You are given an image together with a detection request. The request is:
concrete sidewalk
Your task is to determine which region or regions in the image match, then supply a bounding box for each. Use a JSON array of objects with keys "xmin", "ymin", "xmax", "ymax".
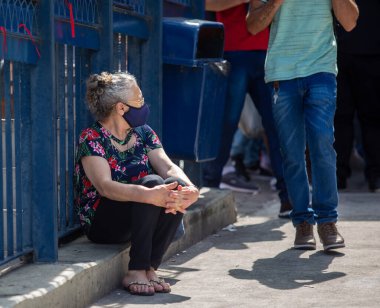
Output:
[
  {"xmin": 0, "ymin": 188, "xmax": 236, "ymax": 308},
  {"xmin": 91, "ymin": 185, "xmax": 380, "ymax": 307}
]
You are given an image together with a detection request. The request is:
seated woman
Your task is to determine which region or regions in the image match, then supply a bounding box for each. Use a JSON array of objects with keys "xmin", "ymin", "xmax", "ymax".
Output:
[{"xmin": 74, "ymin": 71, "xmax": 199, "ymax": 296}]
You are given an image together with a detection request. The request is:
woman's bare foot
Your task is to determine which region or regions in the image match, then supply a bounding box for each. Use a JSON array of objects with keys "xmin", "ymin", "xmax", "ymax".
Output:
[
  {"xmin": 122, "ymin": 270, "xmax": 155, "ymax": 296},
  {"xmin": 146, "ymin": 267, "xmax": 171, "ymax": 293}
]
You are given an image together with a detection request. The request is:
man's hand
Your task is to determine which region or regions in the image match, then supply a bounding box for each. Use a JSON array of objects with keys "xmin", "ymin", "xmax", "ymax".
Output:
[
  {"xmin": 247, "ymin": 0, "xmax": 283, "ymax": 35},
  {"xmin": 332, "ymin": 0, "xmax": 358, "ymax": 32}
]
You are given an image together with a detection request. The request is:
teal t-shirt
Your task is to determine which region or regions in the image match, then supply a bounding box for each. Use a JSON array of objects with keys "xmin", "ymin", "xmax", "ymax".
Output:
[{"xmin": 261, "ymin": 0, "xmax": 337, "ymax": 82}]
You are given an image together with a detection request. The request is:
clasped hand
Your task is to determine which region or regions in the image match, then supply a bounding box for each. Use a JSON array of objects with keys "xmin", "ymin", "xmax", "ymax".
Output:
[
  {"xmin": 150, "ymin": 182, "xmax": 199, "ymax": 215},
  {"xmin": 165, "ymin": 184, "xmax": 199, "ymax": 215}
]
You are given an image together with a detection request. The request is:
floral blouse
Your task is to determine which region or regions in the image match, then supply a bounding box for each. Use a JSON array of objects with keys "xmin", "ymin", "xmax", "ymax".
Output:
[{"xmin": 74, "ymin": 122, "xmax": 162, "ymax": 228}]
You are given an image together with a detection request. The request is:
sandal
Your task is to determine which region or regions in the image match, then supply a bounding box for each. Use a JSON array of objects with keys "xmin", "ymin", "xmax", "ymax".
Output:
[
  {"xmin": 149, "ymin": 278, "xmax": 171, "ymax": 293},
  {"xmin": 124, "ymin": 281, "xmax": 155, "ymax": 296}
]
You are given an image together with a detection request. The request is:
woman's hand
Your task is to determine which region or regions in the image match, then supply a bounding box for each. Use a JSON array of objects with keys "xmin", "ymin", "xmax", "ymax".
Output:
[
  {"xmin": 164, "ymin": 185, "xmax": 199, "ymax": 215},
  {"xmin": 148, "ymin": 182, "xmax": 183, "ymax": 210}
]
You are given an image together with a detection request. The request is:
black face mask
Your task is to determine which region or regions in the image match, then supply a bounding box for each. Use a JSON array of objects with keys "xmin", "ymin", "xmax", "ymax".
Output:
[{"xmin": 122, "ymin": 104, "xmax": 150, "ymax": 128}]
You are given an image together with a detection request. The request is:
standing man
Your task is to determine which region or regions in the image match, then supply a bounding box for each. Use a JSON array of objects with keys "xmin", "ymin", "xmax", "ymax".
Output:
[
  {"xmin": 247, "ymin": 0, "xmax": 358, "ymax": 250},
  {"xmin": 203, "ymin": 0, "xmax": 293, "ymax": 217},
  {"xmin": 334, "ymin": 0, "xmax": 380, "ymax": 193}
]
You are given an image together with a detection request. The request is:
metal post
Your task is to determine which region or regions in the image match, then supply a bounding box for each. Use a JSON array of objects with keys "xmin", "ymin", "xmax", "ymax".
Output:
[
  {"xmin": 141, "ymin": 0, "xmax": 163, "ymax": 135},
  {"xmin": 91, "ymin": 1, "xmax": 113, "ymax": 73},
  {"xmin": 185, "ymin": 0, "xmax": 206, "ymax": 186},
  {"xmin": 30, "ymin": 1, "xmax": 57, "ymax": 262}
]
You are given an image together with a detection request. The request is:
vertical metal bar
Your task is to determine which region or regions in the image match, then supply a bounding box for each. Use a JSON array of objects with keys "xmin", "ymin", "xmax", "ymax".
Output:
[
  {"xmin": 20, "ymin": 63, "xmax": 32, "ymax": 250},
  {"xmin": 128, "ymin": 37, "xmax": 142, "ymax": 81},
  {"xmin": 91, "ymin": 1, "xmax": 113, "ymax": 73},
  {"xmin": 75, "ymin": 48, "xmax": 91, "ymax": 138},
  {"xmin": 4, "ymin": 62, "xmax": 14, "ymax": 257},
  {"xmin": 120, "ymin": 35, "xmax": 127, "ymax": 72},
  {"xmin": 114, "ymin": 33, "xmax": 128, "ymax": 73},
  {"xmin": 113, "ymin": 33, "xmax": 120, "ymax": 72},
  {"xmin": 72, "ymin": 48, "xmax": 91, "ymax": 228},
  {"xmin": 57, "ymin": 44, "xmax": 66, "ymax": 234},
  {"xmin": 30, "ymin": 1, "xmax": 57, "ymax": 262},
  {"xmin": 13, "ymin": 61, "xmax": 22, "ymax": 252},
  {"xmin": 0, "ymin": 59, "xmax": 5, "ymax": 260},
  {"xmin": 140, "ymin": 0, "xmax": 163, "ymax": 135},
  {"xmin": 66, "ymin": 45, "xmax": 74, "ymax": 229}
]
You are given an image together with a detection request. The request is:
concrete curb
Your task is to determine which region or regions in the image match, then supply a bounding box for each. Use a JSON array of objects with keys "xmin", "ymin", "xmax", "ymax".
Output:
[{"xmin": 0, "ymin": 188, "xmax": 236, "ymax": 308}]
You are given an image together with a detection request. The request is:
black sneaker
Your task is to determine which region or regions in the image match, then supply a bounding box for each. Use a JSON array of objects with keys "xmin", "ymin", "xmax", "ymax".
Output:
[
  {"xmin": 369, "ymin": 178, "xmax": 380, "ymax": 193},
  {"xmin": 231, "ymin": 155, "xmax": 251, "ymax": 182},
  {"xmin": 219, "ymin": 172, "xmax": 259, "ymax": 193},
  {"xmin": 278, "ymin": 201, "xmax": 292, "ymax": 219},
  {"xmin": 337, "ymin": 176, "xmax": 347, "ymax": 190},
  {"xmin": 248, "ymin": 163, "xmax": 273, "ymax": 179}
]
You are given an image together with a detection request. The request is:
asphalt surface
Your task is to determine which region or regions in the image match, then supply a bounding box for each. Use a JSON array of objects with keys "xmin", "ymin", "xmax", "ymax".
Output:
[{"xmin": 90, "ymin": 157, "xmax": 380, "ymax": 308}]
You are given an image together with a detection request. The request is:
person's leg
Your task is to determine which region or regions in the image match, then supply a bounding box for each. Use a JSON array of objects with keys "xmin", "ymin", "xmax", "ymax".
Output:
[
  {"xmin": 124, "ymin": 174, "xmax": 183, "ymax": 294},
  {"xmin": 86, "ymin": 198, "xmax": 132, "ymax": 244},
  {"xmin": 201, "ymin": 51, "xmax": 249, "ymax": 187},
  {"xmin": 129, "ymin": 175, "xmax": 165, "ymax": 270},
  {"xmin": 88, "ymin": 200, "xmax": 154, "ymax": 295},
  {"xmin": 304, "ymin": 73, "xmax": 344, "ymax": 250},
  {"xmin": 334, "ymin": 52, "xmax": 356, "ymax": 189},
  {"xmin": 143, "ymin": 176, "xmax": 185, "ymax": 292},
  {"xmin": 230, "ymin": 128, "xmax": 250, "ymax": 159},
  {"xmin": 150, "ymin": 177, "xmax": 185, "ymax": 269},
  {"xmin": 270, "ymin": 78, "xmax": 311, "ymax": 224},
  {"xmin": 271, "ymin": 77, "xmax": 316, "ymax": 249},
  {"xmin": 244, "ymin": 137, "xmax": 261, "ymax": 169},
  {"xmin": 87, "ymin": 174, "xmax": 167, "ymax": 295},
  {"xmin": 353, "ymin": 55, "xmax": 380, "ymax": 191},
  {"xmin": 247, "ymin": 50, "xmax": 291, "ymax": 215},
  {"xmin": 230, "ymin": 128, "xmax": 252, "ymax": 181},
  {"xmin": 304, "ymin": 73, "xmax": 339, "ymax": 223}
]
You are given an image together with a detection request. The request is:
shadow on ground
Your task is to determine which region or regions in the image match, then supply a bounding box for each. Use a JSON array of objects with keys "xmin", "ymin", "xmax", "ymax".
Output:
[{"xmin": 229, "ymin": 249, "xmax": 346, "ymax": 290}]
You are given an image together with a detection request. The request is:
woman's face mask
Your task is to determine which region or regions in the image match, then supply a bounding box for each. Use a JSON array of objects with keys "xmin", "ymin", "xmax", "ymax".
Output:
[{"xmin": 123, "ymin": 103, "xmax": 150, "ymax": 128}]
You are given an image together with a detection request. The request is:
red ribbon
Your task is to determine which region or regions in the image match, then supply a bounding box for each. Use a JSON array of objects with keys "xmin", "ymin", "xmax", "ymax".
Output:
[
  {"xmin": 0, "ymin": 26, "xmax": 7, "ymax": 57},
  {"xmin": 64, "ymin": 0, "xmax": 76, "ymax": 38},
  {"xmin": 18, "ymin": 24, "xmax": 41, "ymax": 58}
]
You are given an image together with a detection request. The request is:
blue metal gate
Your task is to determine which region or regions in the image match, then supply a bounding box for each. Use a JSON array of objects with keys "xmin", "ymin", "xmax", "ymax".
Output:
[
  {"xmin": 0, "ymin": 0, "xmax": 37, "ymax": 266},
  {"xmin": 0, "ymin": 0, "xmax": 205, "ymax": 266}
]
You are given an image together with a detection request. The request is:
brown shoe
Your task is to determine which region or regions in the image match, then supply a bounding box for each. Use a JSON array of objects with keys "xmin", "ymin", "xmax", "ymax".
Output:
[
  {"xmin": 294, "ymin": 221, "xmax": 316, "ymax": 250},
  {"xmin": 317, "ymin": 222, "xmax": 345, "ymax": 251}
]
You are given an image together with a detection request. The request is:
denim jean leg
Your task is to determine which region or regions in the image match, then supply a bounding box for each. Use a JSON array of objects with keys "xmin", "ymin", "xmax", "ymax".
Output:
[
  {"xmin": 230, "ymin": 128, "xmax": 250, "ymax": 158},
  {"xmin": 271, "ymin": 79, "xmax": 314, "ymax": 225},
  {"xmin": 304, "ymin": 73, "xmax": 338, "ymax": 224},
  {"xmin": 244, "ymin": 137, "xmax": 261, "ymax": 167},
  {"xmin": 247, "ymin": 51, "xmax": 289, "ymax": 203},
  {"xmin": 201, "ymin": 52, "xmax": 249, "ymax": 187}
]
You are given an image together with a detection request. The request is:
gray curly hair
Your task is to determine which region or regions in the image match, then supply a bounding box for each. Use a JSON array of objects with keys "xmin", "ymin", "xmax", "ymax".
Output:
[{"xmin": 86, "ymin": 71, "xmax": 137, "ymax": 121}]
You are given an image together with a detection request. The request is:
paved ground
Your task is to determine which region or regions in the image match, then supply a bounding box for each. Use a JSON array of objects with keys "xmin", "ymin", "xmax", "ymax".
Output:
[{"xmin": 90, "ymin": 156, "xmax": 380, "ymax": 308}]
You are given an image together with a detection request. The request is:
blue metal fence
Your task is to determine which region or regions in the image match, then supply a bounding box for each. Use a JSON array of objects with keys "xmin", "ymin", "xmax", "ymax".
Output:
[
  {"xmin": 0, "ymin": 0, "xmax": 205, "ymax": 266},
  {"xmin": 0, "ymin": 0, "xmax": 37, "ymax": 266},
  {"xmin": 114, "ymin": 0, "xmax": 145, "ymax": 15}
]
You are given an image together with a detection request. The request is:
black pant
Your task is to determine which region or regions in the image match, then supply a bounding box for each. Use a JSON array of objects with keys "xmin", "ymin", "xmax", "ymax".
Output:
[
  {"xmin": 334, "ymin": 52, "xmax": 380, "ymax": 183},
  {"xmin": 87, "ymin": 175, "xmax": 184, "ymax": 270}
]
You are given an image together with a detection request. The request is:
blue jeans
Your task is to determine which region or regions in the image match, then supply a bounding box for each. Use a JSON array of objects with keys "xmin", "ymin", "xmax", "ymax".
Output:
[
  {"xmin": 201, "ymin": 50, "xmax": 289, "ymax": 203},
  {"xmin": 270, "ymin": 73, "xmax": 339, "ymax": 226},
  {"xmin": 230, "ymin": 128, "xmax": 262, "ymax": 168}
]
